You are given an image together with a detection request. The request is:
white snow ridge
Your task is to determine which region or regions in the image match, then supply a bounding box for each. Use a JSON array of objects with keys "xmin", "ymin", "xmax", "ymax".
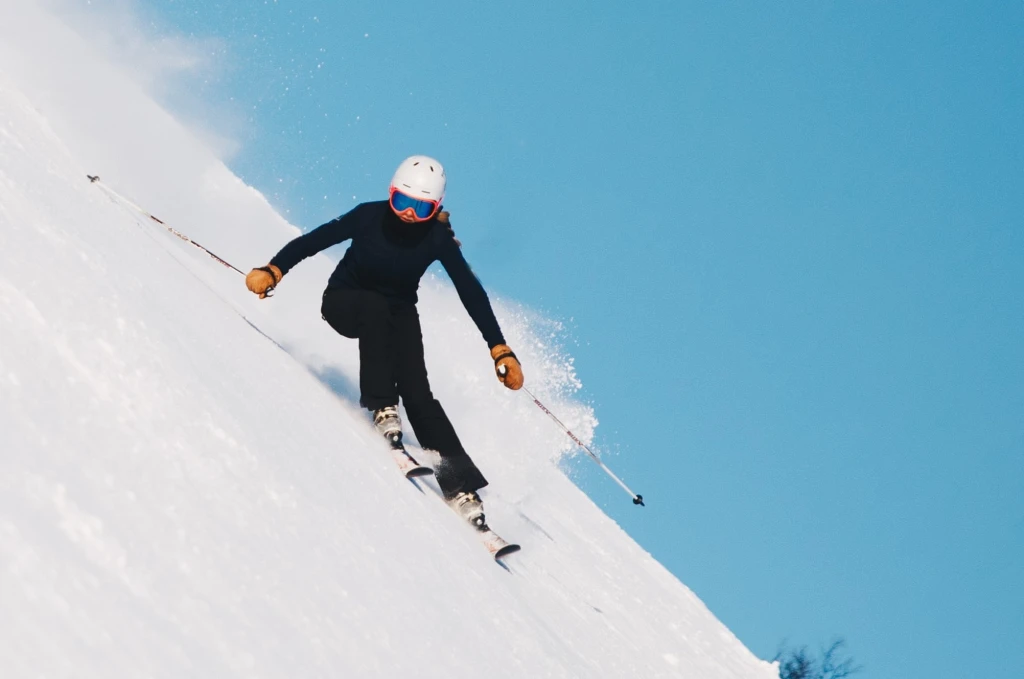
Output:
[{"xmin": 0, "ymin": 5, "xmax": 777, "ymax": 679}]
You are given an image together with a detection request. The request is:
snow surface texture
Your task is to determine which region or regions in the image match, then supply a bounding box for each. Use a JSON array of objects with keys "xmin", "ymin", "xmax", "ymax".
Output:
[{"xmin": 0, "ymin": 5, "xmax": 777, "ymax": 678}]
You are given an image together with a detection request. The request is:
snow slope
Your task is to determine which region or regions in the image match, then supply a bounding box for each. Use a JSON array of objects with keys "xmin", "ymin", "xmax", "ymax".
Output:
[{"xmin": 0, "ymin": 5, "xmax": 777, "ymax": 678}]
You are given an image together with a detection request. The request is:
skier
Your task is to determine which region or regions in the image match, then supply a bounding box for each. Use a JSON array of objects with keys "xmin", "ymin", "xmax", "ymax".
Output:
[{"xmin": 245, "ymin": 155, "xmax": 524, "ymax": 526}]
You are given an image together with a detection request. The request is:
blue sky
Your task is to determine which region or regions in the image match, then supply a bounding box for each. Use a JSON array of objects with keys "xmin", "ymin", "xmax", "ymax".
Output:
[{"xmin": 121, "ymin": 1, "xmax": 1021, "ymax": 676}]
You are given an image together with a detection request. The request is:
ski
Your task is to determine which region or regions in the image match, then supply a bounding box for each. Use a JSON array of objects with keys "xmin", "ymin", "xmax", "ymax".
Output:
[
  {"xmin": 387, "ymin": 437, "xmax": 433, "ymax": 478},
  {"xmin": 447, "ymin": 492, "xmax": 521, "ymax": 560},
  {"xmin": 383, "ymin": 434, "xmax": 520, "ymax": 561},
  {"xmin": 474, "ymin": 522, "xmax": 521, "ymax": 560}
]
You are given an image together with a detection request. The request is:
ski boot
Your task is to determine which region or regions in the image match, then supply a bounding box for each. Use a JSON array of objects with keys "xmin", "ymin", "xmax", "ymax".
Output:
[
  {"xmin": 373, "ymin": 405, "xmax": 402, "ymax": 443},
  {"xmin": 448, "ymin": 491, "xmax": 486, "ymax": 528}
]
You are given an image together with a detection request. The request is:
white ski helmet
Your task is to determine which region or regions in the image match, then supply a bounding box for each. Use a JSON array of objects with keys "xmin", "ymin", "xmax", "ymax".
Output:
[{"xmin": 390, "ymin": 155, "xmax": 446, "ymax": 203}]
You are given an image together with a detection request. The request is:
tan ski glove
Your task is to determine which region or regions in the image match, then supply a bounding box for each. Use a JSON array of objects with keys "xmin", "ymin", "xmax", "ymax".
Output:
[
  {"xmin": 245, "ymin": 264, "xmax": 282, "ymax": 299},
  {"xmin": 490, "ymin": 344, "xmax": 524, "ymax": 390}
]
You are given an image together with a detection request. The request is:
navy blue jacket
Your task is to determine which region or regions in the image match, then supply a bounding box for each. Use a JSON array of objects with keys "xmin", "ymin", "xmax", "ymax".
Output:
[{"xmin": 271, "ymin": 200, "xmax": 505, "ymax": 348}]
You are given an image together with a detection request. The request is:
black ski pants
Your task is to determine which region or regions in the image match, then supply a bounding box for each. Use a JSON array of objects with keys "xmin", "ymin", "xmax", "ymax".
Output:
[{"xmin": 321, "ymin": 288, "xmax": 488, "ymax": 498}]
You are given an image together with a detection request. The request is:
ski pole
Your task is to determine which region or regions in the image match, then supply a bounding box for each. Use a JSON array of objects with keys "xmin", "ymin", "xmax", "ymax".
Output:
[
  {"xmin": 522, "ymin": 386, "xmax": 644, "ymax": 506},
  {"xmin": 87, "ymin": 175, "xmax": 246, "ymax": 276}
]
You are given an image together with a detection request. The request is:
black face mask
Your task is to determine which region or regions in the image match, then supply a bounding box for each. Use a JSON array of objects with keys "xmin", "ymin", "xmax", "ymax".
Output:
[{"xmin": 382, "ymin": 209, "xmax": 432, "ymax": 247}]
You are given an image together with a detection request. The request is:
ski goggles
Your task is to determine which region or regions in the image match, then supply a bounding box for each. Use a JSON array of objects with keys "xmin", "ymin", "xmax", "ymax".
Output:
[{"xmin": 389, "ymin": 187, "xmax": 440, "ymax": 221}]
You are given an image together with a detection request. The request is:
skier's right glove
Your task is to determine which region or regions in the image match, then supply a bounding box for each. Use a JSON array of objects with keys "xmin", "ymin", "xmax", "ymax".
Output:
[
  {"xmin": 490, "ymin": 344, "xmax": 524, "ymax": 390},
  {"xmin": 245, "ymin": 264, "xmax": 283, "ymax": 299}
]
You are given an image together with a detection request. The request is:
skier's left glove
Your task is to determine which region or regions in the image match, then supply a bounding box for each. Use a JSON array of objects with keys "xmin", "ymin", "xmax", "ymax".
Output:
[
  {"xmin": 490, "ymin": 344, "xmax": 524, "ymax": 390},
  {"xmin": 246, "ymin": 264, "xmax": 282, "ymax": 299}
]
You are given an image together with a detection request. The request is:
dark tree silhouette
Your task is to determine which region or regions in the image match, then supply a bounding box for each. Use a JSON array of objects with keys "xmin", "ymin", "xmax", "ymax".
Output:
[{"xmin": 774, "ymin": 638, "xmax": 862, "ymax": 679}]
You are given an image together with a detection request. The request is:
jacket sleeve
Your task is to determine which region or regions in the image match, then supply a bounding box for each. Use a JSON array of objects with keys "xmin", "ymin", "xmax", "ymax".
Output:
[
  {"xmin": 270, "ymin": 205, "xmax": 363, "ymax": 275},
  {"xmin": 438, "ymin": 233, "xmax": 506, "ymax": 349}
]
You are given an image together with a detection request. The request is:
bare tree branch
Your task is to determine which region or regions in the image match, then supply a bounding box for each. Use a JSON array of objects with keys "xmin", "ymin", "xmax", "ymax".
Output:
[{"xmin": 775, "ymin": 637, "xmax": 862, "ymax": 679}]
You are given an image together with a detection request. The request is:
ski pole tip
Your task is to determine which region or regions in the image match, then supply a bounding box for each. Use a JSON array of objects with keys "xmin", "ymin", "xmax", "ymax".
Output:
[{"xmin": 633, "ymin": 494, "xmax": 644, "ymax": 506}]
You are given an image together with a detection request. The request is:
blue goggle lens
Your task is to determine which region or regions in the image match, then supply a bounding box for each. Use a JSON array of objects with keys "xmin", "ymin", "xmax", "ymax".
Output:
[{"xmin": 390, "ymin": 190, "xmax": 438, "ymax": 219}]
